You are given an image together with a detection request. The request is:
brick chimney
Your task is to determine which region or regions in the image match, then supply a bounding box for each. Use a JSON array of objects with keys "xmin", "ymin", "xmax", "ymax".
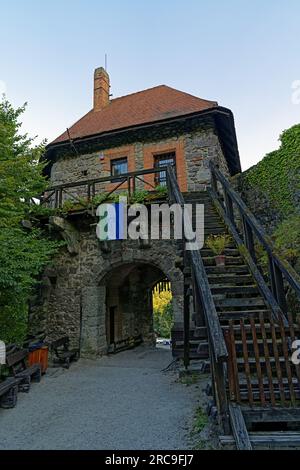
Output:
[{"xmin": 93, "ymin": 67, "xmax": 110, "ymax": 111}]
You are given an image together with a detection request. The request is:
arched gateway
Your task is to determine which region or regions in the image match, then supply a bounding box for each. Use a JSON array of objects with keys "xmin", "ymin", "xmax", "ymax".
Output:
[
  {"xmin": 39, "ymin": 237, "xmax": 184, "ymax": 358},
  {"xmin": 80, "ymin": 253, "xmax": 184, "ymax": 357}
]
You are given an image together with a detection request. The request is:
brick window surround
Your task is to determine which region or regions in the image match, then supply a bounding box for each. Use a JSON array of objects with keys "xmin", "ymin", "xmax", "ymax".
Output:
[
  {"xmin": 111, "ymin": 157, "xmax": 128, "ymax": 181},
  {"xmin": 101, "ymin": 145, "xmax": 135, "ymax": 192},
  {"xmin": 143, "ymin": 139, "xmax": 187, "ymax": 192}
]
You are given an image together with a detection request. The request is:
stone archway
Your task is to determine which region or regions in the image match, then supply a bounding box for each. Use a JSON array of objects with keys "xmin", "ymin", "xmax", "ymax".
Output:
[
  {"xmin": 102, "ymin": 263, "xmax": 166, "ymax": 350},
  {"xmin": 80, "ymin": 255, "xmax": 184, "ymax": 357}
]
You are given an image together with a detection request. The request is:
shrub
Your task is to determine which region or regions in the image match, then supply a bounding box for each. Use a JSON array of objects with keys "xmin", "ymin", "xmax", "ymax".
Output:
[
  {"xmin": 152, "ymin": 289, "xmax": 173, "ymax": 338},
  {"xmin": 206, "ymin": 234, "xmax": 231, "ymax": 256}
]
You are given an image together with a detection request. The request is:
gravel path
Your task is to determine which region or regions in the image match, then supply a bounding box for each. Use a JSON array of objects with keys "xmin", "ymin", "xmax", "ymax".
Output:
[{"xmin": 0, "ymin": 346, "xmax": 201, "ymax": 450}]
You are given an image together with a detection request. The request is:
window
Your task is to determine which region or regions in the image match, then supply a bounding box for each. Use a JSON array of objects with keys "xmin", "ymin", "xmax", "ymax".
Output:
[
  {"xmin": 154, "ymin": 152, "xmax": 176, "ymax": 186},
  {"xmin": 111, "ymin": 157, "xmax": 128, "ymax": 181}
]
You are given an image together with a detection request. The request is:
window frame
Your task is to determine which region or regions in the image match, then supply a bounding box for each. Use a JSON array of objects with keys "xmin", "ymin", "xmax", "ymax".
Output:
[
  {"xmin": 153, "ymin": 151, "xmax": 176, "ymax": 186},
  {"xmin": 110, "ymin": 157, "xmax": 128, "ymax": 181}
]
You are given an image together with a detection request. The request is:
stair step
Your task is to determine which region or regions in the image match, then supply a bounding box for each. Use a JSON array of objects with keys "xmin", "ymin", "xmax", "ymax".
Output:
[
  {"xmin": 195, "ymin": 224, "xmax": 225, "ymax": 230},
  {"xmin": 201, "ymin": 248, "xmax": 240, "ymax": 257},
  {"xmin": 219, "ymin": 309, "xmax": 271, "ymax": 320},
  {"xmin": 203, "ymin": 256, "xmax": 244, "ymax": 266},
  {"xmin": 236, "ymin": 357, "xmax": 286, "ymax": 364},
  {"xmin": 238, "ymin": 377, "xmax": 299, "ymax": 386},
  {"xmin": 221, "ymin": 321, "xmax": 276, "ymax": 331},
  {"xmin": 231, "ymin": 338, "xmax": 284, "ymax": 347},
  {"xmin": 220, "ymin": 432, "xmax": 300, "ymax": 449},
  {"xmin": 202, "ymin": 228, "xmax": 227, "ymax": 235},
  {"xmin": 183, "ymin": 192, "xmax": 211, "ymax": 199},
  {"xmin": 211, "ymin": 286, "xmax": 259, "ymax": 295},
  {"xmin": 208, "ymin": 274, "xmax": 253, "ymax": 284},
  {"xmin": 205, "ymin": 266, "xmax": 250, "ymax": 274},
  {"xmin": 174, "ymin": 340, "xmax": 202, "ymax": 346},
  {"xmin": 215, "ymin": 298, "xmax": 266, "ymax": 307}
]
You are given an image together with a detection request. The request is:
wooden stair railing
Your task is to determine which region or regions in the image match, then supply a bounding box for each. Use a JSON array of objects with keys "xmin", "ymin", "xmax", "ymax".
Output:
[
  {"xmin": 166, "ymin": 166, "xmax": 230, "ymax": 432},
  {"xmin": 209, "ymin": 161, "xmax": 300, "ymax": 324}
]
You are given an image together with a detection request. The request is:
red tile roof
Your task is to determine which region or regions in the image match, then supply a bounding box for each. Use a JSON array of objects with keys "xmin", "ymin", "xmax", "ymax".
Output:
[{"xmin": 52, "ymin": 85, "xmax": 218, "ymax": 144}]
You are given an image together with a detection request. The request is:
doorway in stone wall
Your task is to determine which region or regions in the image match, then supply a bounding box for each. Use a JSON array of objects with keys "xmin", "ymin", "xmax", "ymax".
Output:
[
  {"xmin": 152, "ymin": 280, "xmax": 173, "ymax": 350},
  {"xmin": 100, "ymin": 262, "xmax": 173, "ymax": 354}
]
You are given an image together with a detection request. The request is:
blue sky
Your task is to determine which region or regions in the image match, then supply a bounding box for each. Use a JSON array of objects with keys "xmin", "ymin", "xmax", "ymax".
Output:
[{"xmin": 1, "ymin": 0, "xmax": 299, "ymax": 170}]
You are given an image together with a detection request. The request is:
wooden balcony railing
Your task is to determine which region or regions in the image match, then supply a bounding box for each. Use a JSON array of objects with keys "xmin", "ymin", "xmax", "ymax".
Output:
[{"xmin": 40, "ymin": 167, "xmax": 170, "ymax": 209}]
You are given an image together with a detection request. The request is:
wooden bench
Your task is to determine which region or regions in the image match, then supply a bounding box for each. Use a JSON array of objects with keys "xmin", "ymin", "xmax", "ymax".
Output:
[
  {"xmin": 50, "ymin": 336, "xmax": 79, "ymax": 369},
  {"xmin": 0, "ymin": 377, "xmax": 20, "ymax": 408},
  {"xmin": 6, "ymin": 349, "xmax": 41, "ymax": 393}
]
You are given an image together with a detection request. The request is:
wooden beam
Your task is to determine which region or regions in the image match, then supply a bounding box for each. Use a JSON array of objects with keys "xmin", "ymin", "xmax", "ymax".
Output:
[
  {"xmin": 242, "ymin": 407, "xmax": 300, "ymax": 424},
  {"xmin": 229, "ymin": 403, "xmax": 253, "ymax": 450},
  {"xmin": 220, "ymin": 432, "xmax": 300, "ymax": 449}
]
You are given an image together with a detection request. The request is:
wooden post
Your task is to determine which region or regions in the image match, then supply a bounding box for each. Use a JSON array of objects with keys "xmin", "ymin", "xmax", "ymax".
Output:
[
  {"xmin": 210, "ymin": 166, "xmax": 218, "ymax": 195},
  {"xmin": 58, "ymin": 188, "xmax": 63, "ymax": 208},
  {"xmin": 211, "ymin": 357, "xmax": 230, "ymax": 434},
  {"xmin": 243, "ymin": 217, "xmax": 256, "ymax": 261},
  {"xmin": 224, "ymin": 189, "xmax": 234, "ymax": 223},
  {"xmin": 55, "ymin": 189, "xmax": 59, "ymax": 208},
  {"xmin": 183, "ymin": 280, "xmax": 190, "ymax": 369},
  {"xmin": 229, "ymin": 403, "xmax": 252, "ymax": 450},
  {"xmin": 274, "ymin": 262, "xmax": 288, "ymax": 313},
  {"xmin": 192, "ymin": 270, "xmax": 205, "ymax": 327},
  {"xmin": 127, "ymin": 177, "xmax": 131, "ymax": 199},
  {"xmin": 268, "ymin": 256, "xmax": 288, "ymax": 313},
  {"xmin": 268, "ymin": 255, "xmax": 277, "ymax": 296}
]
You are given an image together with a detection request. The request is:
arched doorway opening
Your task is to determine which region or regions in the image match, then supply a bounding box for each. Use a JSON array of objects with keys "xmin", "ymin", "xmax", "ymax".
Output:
[{"xmin": 100, "ymin": 262, "xmax": 172, "ymax": 353}]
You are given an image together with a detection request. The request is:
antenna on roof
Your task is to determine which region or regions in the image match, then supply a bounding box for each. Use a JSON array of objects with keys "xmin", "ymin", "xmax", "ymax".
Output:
[
  {"xmin": 66, "ymin": 128, "xmax": 79, "ymax": 157},
  {"xmin": 105, "ymin": 53, "xmax": 107, "ymax": 71}
]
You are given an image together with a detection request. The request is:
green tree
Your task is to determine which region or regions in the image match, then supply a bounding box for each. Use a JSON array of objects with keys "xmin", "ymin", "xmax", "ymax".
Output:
[
  {"xmin": 0, "ymin": 98, "xmax": 59, "ymax": 343},
  {"xmin": 152, "ymin": 289, "xmax": 173, "ymax": 338}
]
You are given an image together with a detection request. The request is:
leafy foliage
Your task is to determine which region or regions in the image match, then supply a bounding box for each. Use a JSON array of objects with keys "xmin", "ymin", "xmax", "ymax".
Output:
[
  {"xmin": 240, "ymin": 124, "xmax": 300, "ymax": 280},
  {"xmin": 155, "ymin": 185, "xmax": 168, "ymax": 197},
  {"xmin": 206, "ymin": 233, "xmax": 231, "ymax": 256},
  {"xmin": 152, "ymin": 288, "xmax": 173, "ymax": 338},
  {"xmin": 244, "ymin": 124, "xmax": 300, "ymax": 216},
  {"xmin": 130, "ymin": 189, "xmax": 149, "ymax": 204},
  {"xmin": 191, "ymin": 407, "xmax": 209, "ymax": 435},
  {"xmin": 273, "ymin": 215, "xmax": 300, "ymax": 268},
  {"xmin": 0, "ymin": 99, "xmax": 60, "ymax": 343}
]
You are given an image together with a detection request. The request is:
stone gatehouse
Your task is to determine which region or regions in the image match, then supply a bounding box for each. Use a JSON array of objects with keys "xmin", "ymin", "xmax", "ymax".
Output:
[{"xmin": 37, "ymin": 67, "xmax": 241, "ymax": 356}]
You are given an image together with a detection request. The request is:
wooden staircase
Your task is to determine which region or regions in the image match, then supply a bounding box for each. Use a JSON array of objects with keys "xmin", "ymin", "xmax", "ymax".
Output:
[{"xmin": 166, "ymin": 166, "xmax": 300, "ymax": 450}]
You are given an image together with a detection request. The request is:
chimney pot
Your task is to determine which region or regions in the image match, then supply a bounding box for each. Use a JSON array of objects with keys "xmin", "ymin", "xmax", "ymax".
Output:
[{"xmin": 94, "ymin": 67, "xmax": 110, "ymax": 111}]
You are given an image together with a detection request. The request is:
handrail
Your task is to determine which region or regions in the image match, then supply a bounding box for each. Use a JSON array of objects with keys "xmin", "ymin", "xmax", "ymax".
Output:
[
  {"xmin": 209, "ymin": 162, "xmax": 300, "ymax": 317},
  {"xmin": 166, "ymin": 166, "xmax": 228, "ymax": 362},
  {"xmin": 45, "ymin": 167, "xmax": 168, "ymax": 192},
  {"xmin": 41, "ymin": 166, "xmax": 169, "ymax": 209},
  {"xmin": 211, "ymin": 163, "xmax": 300, "ymax": 296}
]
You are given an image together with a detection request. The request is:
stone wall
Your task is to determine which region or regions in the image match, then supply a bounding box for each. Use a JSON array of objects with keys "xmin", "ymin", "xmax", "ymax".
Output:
[
  {"xmin": 39, "ymin": 120, "xmax": 232, "ymax": 356},
  {"xmin": 33, "ymin": 221, "xmax": 184, "ymax": 357},
  {"xmin": 232, "ymin": 174, "xmax": 282, "ymax": 234},
  {"xmin": 49, "ymin": 123, "xmax": 230, "ymax": 197},
  {"xmin": 184, "ymin": 127, "xmax": 230, "ymax": 191}
]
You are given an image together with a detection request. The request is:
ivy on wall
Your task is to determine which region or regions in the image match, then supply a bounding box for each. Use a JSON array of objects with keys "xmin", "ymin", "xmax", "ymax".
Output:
[{"xmin": 243, "ymin": 124, "xmax": 300, "ymax": 216}]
